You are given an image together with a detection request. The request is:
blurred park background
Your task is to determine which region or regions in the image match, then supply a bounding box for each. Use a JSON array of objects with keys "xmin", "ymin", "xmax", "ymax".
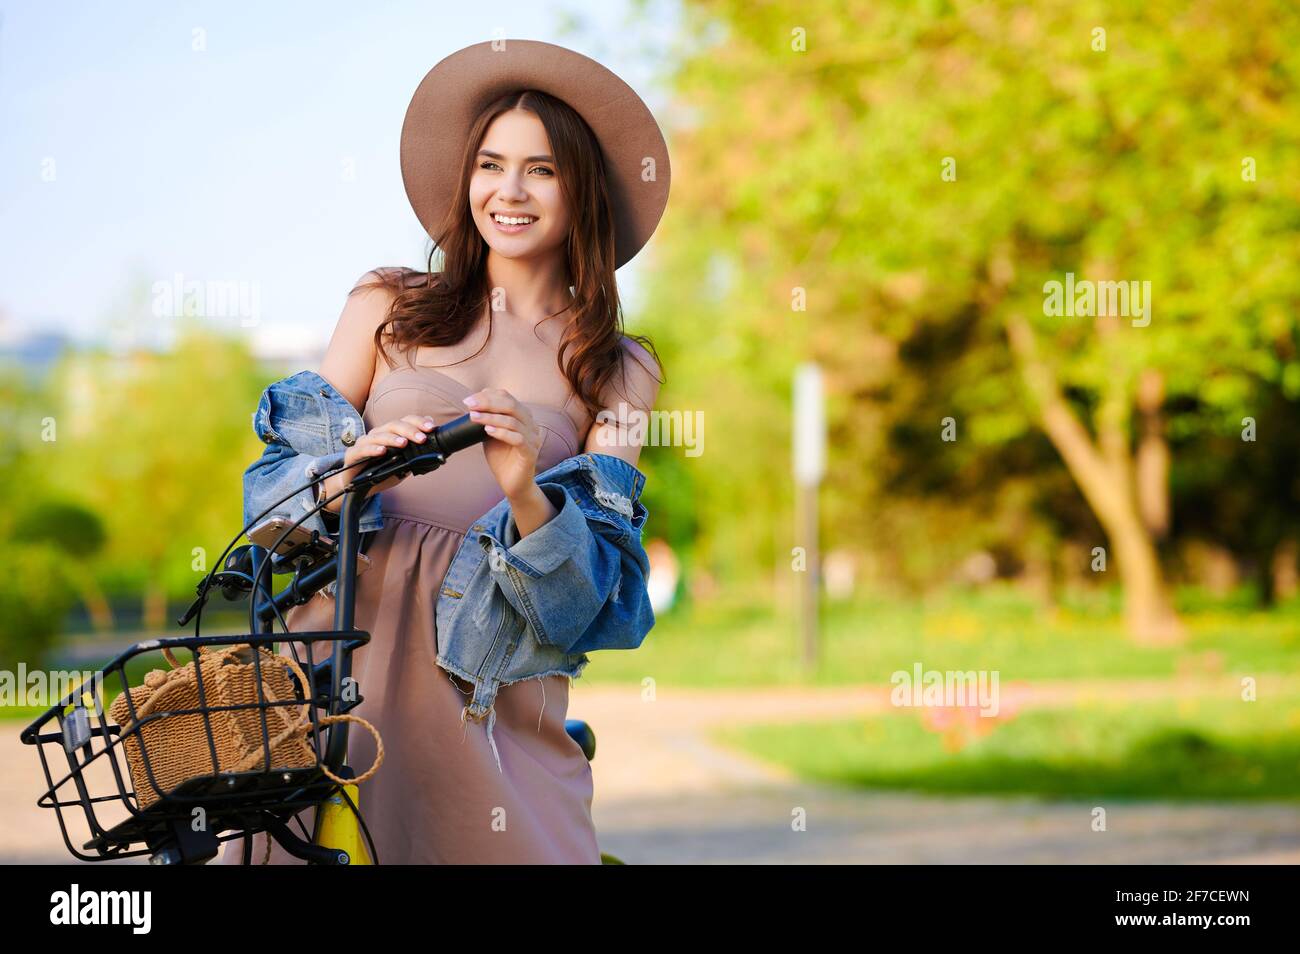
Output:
[{"xmin": 2, "ymin": 1, "xmax": 1299, "ymax": 862}]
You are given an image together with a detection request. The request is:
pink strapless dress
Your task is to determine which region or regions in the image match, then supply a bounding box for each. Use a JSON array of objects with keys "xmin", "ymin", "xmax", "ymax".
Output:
[{"xmin": 218, "ymin": 366, "xmax": 600, "ymax": 864}]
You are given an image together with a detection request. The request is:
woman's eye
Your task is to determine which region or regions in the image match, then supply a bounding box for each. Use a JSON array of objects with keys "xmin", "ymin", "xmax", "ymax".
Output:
[{"xmin": 479, "ymin": 161, "xmax": 552, "ymax": 176}]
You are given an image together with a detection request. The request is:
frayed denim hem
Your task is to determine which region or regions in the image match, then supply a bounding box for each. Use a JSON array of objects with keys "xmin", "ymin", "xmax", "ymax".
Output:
[{"xmin": 435, "ymin": 654, "xmax": 589, "ymax": 775}]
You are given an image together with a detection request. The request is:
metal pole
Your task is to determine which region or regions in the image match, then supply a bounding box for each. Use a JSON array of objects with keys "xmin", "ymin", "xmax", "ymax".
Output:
[
  {"xmin": 797, "ymin": 481, "xmax": 819, "ymax": 669},
  {"xmin": 793, "ymin": 362, "xmax": 825, "ymax": 671}
]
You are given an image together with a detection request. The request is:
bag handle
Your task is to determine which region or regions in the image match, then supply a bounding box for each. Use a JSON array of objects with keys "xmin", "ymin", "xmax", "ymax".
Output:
[
  {"xmin": 138, "ymin": 645, "xmax": 385, "ymax": 786},
  {"xmin": 220, "ymin": 649, "xmax": 386, "ymax": 786},
  {"xmin": 131, "ymin": 645, "xmax": 255, "ymax": 722}
]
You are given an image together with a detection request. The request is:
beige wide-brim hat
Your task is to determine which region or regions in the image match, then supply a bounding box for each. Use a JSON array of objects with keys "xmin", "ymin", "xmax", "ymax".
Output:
[{"xmin": 400, "ymin": 38, "xmax": 671, "ymax": 270}]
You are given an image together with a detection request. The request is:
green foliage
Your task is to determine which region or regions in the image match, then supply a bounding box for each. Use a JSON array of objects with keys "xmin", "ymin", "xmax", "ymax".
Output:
[
  {"xmin": 12, "ymin": 500, "xmax": 106, "ymax": 559},
  {"xmin": 0, "ymin": 541, "xmax": 75, "ymax": 669},
  {"xmin": 638, "ymin": 0, "xmax": 1300, "ymax": 590},
  {"xmin": 38, "ymin": 322, "xmax": 267, "ymax": 600},
  {"xmin": 0, "ymin": 304, "xmax": 272, "ymax": 646}
]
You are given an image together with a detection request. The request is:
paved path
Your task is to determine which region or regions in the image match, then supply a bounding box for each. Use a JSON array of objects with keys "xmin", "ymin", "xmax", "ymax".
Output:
[
  {"xmin": 575, "ymin": 679, "xmax": 1300, "ymax": 864},
  {"xmin": 3, "ymin": 677, "xmax": 1297, "ymax": 864}
]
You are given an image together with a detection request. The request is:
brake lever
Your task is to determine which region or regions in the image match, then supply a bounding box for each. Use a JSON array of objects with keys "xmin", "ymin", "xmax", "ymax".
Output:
[
  {"xmin": 178, "ymin": 546, "xmax": 257, "ymax": 625},
  {"xmin": 348, "ymin": 413, "xmax": 487, "ymax": 490},
  {"xmin": 349, "ymin": 447, "xmax": 447, "ymax": 488}
]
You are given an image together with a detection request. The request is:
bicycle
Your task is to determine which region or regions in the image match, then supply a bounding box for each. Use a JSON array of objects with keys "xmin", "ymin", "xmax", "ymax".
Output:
[{"xmin": 20, "ymin": 412, "xmax": 614, "ymax": 865}]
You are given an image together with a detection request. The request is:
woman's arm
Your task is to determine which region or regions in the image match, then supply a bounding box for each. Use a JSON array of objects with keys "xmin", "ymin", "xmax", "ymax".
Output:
[
  {"xmin": 582, "ymin": 336, "xmax": 663, "ymax": 468},
  {"xmin": 319, "ymin": 271, "xmax": 393, "ymax": 412},
  {"xmin": 316, "ymin": 272, "xmax": 398, "ymax": 514},
  {"xmin": 509, "ymin": 338, "xmax": 661, "ymax": 537}
]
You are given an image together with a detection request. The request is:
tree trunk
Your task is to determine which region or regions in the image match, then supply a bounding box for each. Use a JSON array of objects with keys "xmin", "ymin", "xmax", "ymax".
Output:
[
  {"xmin": 1108, "ymin": 507, "xmax": 1183, "ymax": 644},
  {"xmin": 76, "ymin": 573, "xmax": 115, "ymax": 633},
  {"xmin": 1134, "ymin": 369, "xmax": 1170, "ymax": 538},
  {"xmin": 1255, "ymin": 544, "xmax": 1277, "ymax": 607},
  {"xmin": 1273, "ymin": 538, "xmax": 1298, "ymax": 602},
  {"xmin": 1005, "ymin": 312, "xmax": 1184, "ymax": 645},
  {"xmin": 143, "ymin": 581, "xmax": 168, "ymax": 633}
]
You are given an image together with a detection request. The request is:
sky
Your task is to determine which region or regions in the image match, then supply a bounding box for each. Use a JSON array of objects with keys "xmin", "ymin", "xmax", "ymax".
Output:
[{"xmin": 0, "ymin": 0, "xmax": 682, "ymax": 358}]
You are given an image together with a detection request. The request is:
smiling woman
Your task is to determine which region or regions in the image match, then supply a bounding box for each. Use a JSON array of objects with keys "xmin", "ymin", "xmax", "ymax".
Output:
[
  {"xmin": 479, "ymin": 147, "xmax": 553, "ymax": 233},
  {"xmin": 364, "ymin": 84, "xmax": 661, "ymax": 435},
  {"xmin": 472, "ymin": 111, "xmax": 569, "ymax": 249},
  {"xmin": 222, "ymin": 39, "xmax": 673, "ymax": 866}
]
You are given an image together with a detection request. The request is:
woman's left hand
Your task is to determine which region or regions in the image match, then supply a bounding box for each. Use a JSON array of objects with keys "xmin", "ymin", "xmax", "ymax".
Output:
[{"xmin": 463, "ymin": 388, "xmax": 543, "ymax": 501}]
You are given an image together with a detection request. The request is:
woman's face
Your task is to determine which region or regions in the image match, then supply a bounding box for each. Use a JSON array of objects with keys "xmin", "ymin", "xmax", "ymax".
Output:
[{"xmin": 469, "ymin": 108, "xmax": 570, "ymax": 262}]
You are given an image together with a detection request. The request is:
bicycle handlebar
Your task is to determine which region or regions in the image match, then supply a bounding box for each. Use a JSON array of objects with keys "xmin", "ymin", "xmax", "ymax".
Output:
[
  {"xmin": 345, "ymin": 412, "xmax": 489, "ymax": 489},
  {"xmin": 243, "ymin": 412, "xmax": 488, "ymax": 621},
  {"xmin": 304, "ymin": 411, "xmax": 488, "ymax": 784}
]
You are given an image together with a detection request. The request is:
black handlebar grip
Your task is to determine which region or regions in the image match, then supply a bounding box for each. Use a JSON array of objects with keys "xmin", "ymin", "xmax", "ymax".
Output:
[
  {"xmin": 349, "ymin": 413, "xmax": 490, "ymax": 486},
  {"xmin": 430, "ymin": 413, "xmax": 489, "ymax": 455}
]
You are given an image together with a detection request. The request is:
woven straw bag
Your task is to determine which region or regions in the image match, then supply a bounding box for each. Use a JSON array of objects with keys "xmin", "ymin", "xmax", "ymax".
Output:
[{"xmin": 109, "ymin": 644, "xmax": 382, "ymax": 810}]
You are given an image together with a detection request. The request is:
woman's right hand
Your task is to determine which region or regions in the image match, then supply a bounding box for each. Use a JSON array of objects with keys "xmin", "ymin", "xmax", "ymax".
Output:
[{"xmin": 321, "ymin": 414, "xmax": 439, "ymax": 512}]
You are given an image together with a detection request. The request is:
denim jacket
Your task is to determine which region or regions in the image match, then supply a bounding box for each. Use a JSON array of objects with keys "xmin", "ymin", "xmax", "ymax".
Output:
[
  {"xmin": 243, "ymin": 370, "xmax": 655, "ymax": 771},
  {"xmin": 245, "ymin": 370, "xmax": 383, "ymax": 538}
]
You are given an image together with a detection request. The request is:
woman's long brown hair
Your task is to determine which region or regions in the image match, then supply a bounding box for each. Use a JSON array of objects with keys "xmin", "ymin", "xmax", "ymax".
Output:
[{"xmin": 357, "ymin": 89, "xmax": 663, "ymax": 427}]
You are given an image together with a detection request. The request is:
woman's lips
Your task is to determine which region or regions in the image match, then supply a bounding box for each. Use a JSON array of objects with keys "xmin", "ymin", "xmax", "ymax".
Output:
[{"xmin": 491, "ymin": 215, "xmax": 536, "ymax": 234}]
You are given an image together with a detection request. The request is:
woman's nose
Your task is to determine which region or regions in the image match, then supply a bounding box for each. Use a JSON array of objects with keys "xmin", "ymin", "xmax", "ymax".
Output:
[{"xmin": 500, "ymin": 170, "xmax": 528, "ymax": 200}]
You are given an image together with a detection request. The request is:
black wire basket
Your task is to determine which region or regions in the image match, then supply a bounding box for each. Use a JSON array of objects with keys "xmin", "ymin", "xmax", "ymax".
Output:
[{"xmin": 19, "ymin": 629, "xmax": 368, "ymax": 864}]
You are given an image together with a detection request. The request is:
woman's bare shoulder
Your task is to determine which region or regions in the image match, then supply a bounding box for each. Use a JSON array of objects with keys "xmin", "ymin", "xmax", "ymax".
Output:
[
  {"xmin": 615, "ymin": 335, "xmax": 664, "ymax": 410},
  {"xmin": 318, "ymin": 269, "xmax": 407, "ymax": 412},
  {"xmin": 619, "ymin": 334, "xmax": 658, "ymax": 368}
]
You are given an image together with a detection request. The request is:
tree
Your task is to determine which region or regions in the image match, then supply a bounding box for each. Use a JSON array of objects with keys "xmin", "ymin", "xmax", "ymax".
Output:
[
  {"xmin": 12, "ymin": 500, "xmax": 114, "ymax": 632},
  {"xmin": 0, "ymin": 542, "xmax": 74, "ymax": 671},
  {"xmin": 43, "ymin": 320, "xmax": 265, "ymax": 632},
  {"xmin": 640, "ymin": 0, "xmax": 1300, "ymax": 641}
]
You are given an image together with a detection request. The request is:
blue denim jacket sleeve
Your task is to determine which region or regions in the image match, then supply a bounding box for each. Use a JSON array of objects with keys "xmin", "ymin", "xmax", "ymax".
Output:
[
  {"xmin": 242, "ymin": 443, "xmax": 349, "ymax": 539},
  {"xmin": 242, "ymin": 370, "xmax": 383, "ymax": 538},
  {"xmin": 481, "ymin": 454, "xmax": 654, "ymax": 656}
]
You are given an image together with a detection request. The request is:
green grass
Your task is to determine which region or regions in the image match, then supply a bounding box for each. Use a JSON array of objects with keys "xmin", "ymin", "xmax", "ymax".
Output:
[
  {"xmin": 715, "ymin": 691, "xmax": 1300, "ymax": 800},
  {"xmin": 580, "ymin": 585, "xmax": 1300, "ymax": 686}
]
